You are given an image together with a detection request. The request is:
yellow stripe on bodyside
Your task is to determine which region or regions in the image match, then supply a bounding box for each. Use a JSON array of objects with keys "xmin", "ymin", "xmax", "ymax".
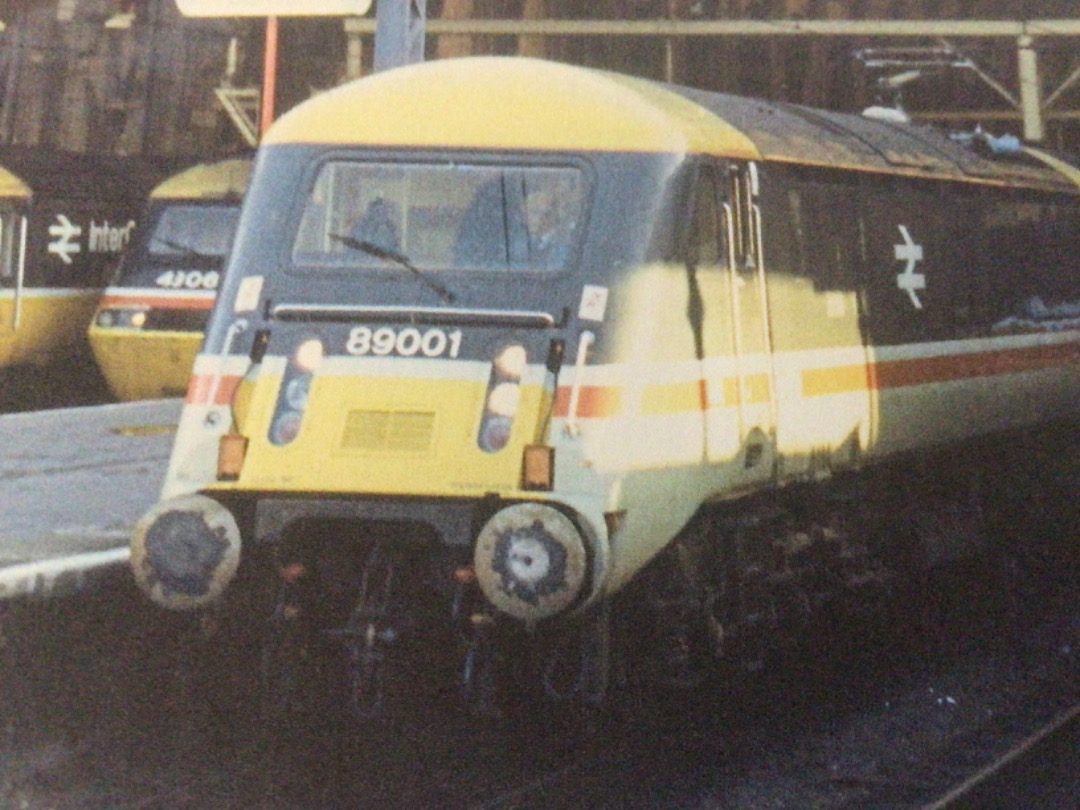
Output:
[
  {"xmin": 802, "ymin": 364, "xmax": 871, "ymax": 398},
  {"xmin": 642, "ymin": 380, "xmax": 702, "ymax": 415},
  {"xmin": 264, "ymin": 57, "xmax": 761, "ymax": 159}
]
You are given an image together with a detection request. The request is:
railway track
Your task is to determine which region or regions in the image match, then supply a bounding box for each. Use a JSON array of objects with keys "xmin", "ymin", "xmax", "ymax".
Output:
[
  {"xmin": 919, "ymin": 703, "xmax": 1080, "ymax": 810},
  {"xmin": 0, "ymin": 548, "xmax": 1076, "ymax": 809},
  {"xmin": 442, "ymin": 564, "xmax": 1080, "ymax": 810},
  {"xmin": 462, "ymin": 685, "xmax": 1080, "ymax": 810}
]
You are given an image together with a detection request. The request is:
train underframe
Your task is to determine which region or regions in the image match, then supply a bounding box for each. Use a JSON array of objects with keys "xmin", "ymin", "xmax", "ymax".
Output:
[{"xmin": 237, "ymin": 430, "xmax": 1061, "ymax": 730}]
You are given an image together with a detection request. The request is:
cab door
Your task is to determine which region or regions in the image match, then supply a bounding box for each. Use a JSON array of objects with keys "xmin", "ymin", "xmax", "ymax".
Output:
[
  {"xmin": 723, "ymin": 162, "xmax": 776, "ymax": 480},
  {"xmin": 0, "ymin": 207, "xmax": 26, "ymax": 342},
  {"xmin": 692, "ymin": 161, "xmax": 776, "ymax": 484}
]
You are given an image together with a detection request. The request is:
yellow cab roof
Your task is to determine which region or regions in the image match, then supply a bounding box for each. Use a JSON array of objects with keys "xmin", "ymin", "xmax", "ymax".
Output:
[
  {"xmin": 151, "ymin": 157, "xmax": 253, "ymax": 200},
  {"xmin": 263, "ymin": 56, "xmax": 761, "ymax": 159}
]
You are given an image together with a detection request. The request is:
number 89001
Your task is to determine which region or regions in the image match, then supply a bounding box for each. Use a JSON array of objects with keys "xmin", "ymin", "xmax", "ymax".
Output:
[{"xmin": 345, "ymin": 326, "xmax": 463, "ymax": 358}]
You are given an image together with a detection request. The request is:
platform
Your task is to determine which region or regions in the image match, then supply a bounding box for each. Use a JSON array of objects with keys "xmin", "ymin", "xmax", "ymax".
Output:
[{"xmin": 0, "ymin": 399, "xmax": 181, "ymax": 601}]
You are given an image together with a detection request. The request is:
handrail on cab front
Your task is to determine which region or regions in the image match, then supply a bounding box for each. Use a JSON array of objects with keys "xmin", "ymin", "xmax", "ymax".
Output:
[{"xmin": 271, "ymin": 303, "xmax": 559, "ymax": 329}]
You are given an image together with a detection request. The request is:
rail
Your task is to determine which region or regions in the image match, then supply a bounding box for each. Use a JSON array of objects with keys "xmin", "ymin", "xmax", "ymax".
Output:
[{"xmin": 918, "ymin": 702, "xmax": 1080, "ymax": 810}]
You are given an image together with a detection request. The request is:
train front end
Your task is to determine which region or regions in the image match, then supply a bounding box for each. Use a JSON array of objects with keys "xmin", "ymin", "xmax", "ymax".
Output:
[
  {"xmin": 89, "ymin": 159, "xmax": 250, "ymax": 401},
  {"xmin": 129, "ymin": 58, "xmax": 758, "ymax": 715}
]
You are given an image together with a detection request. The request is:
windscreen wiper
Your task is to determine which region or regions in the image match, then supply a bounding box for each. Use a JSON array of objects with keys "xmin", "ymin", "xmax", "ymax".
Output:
[
  {"xmin": 330, "ymin": 233, "xmax": 456, "ymax": 304},
  {"xmin": 152, "ymin": 236, "xmax": 218, "ymax": 262}
]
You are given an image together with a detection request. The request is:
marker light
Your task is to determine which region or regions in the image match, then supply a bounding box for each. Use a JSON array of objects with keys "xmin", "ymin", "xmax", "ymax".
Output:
[
  {"xmin": 217, "ymin": 432, "xmax": 249, "ymax": 481},
  {"xmin": 294, "ymin": 338, "xmax": 324, "ymax": 373},
  {"xmin": 95, "ymin": 308, "xmax": 149, "ymax": 329},
  {"xmin": 522, "ymin": 444, "xmax": 554, "ymax": 491},
  {"xmin": 494, "ymin": 344, "xmax": 528, "ymax": 378},
  {"xmin": 477, "ymin": 343, "xmax": 526, "ymax": 453}
]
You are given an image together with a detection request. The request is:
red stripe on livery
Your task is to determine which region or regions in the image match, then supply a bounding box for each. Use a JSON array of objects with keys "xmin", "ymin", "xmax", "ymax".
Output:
[
  {"xmin": 186, "ymin": 373, "xmax": 243, "ymax": 406},
  {"xmin": 868, "ymin": 341, "xmax": 1079, "ymax": 392},
  {"xmin": 101, "ymin": 294, "xmax": 214, "ymax": 311}
]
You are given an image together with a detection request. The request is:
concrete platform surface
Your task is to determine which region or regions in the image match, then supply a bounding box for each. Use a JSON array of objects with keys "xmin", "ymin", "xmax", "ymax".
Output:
[{"xmin": 0, "ymin": 399, "xmax": 181, "ymax": 600}]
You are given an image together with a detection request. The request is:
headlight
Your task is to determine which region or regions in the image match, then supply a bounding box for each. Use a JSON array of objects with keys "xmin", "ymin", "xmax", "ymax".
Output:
[
  {"xmin": 294, "ymin": 338, "xmax": 324, "ymax": 373},
  {"xmin": 494, "ymin": 344, "xmax": 528, "ymax": 377},
  {"xmin": 486, "ymin": 381, "xmax": 521, "ymax": 418},
  {"xmin": 95, "ymin": 307, "xmax": 148, "ymax": 329}
]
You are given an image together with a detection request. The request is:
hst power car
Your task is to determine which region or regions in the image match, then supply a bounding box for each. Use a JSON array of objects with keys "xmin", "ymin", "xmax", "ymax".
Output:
[
  {"xmin": 131, "ymin": 58, "xmax": 1080, "ymax": 721},
  {"xmin": 89, "ymin": 157, "xmax": 251, "ymax": 401}
]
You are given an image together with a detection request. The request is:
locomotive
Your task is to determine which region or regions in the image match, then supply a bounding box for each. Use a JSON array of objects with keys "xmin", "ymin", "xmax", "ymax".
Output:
[
  {"xmin": 131, "ymin": 57, "xmax": 1080, "ymax": 719},
  {"xmin": 89, "ymin": 157, "xmax": 251, "ymax": 401},
  {"xmin": 0, "ymin": 147, "xmax": 153, "ymax": 389}
]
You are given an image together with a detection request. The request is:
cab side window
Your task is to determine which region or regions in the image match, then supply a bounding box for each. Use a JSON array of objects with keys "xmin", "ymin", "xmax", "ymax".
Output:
[{"xmin": 0, "ymin": 212, "xmax": 17, "ymax": 286}]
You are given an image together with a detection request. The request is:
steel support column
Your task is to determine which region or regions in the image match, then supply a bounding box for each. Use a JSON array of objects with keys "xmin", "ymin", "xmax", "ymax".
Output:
[
  {"xmin": 1017, "ymin": 35, "xmax": 1044, "ymax": 141},
  {"xmin": 373, "ymin": 0, "xmax": 426, "ymax": 72}
]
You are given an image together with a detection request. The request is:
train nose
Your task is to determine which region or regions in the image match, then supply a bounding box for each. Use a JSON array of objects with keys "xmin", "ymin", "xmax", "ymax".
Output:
[
  {"xmin": 473, "ymin": 503, "xmax": 594, "ymax": 625},
  {"xmin": 130, "ymin": 494, "xmax": 241, "ymax": 611}
]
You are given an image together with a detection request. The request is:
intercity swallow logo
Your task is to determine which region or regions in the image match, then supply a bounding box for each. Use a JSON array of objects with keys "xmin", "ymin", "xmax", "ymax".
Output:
[
  {"xmin": 893, "ymin": 224, "xmax": 925, "ymax": 309},
  {"xmin": 48, "ymin": 214, "xmax": 83, "ymax": 265}
]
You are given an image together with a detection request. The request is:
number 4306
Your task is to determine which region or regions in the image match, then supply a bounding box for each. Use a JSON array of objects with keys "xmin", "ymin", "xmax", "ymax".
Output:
[{"xmin": 155, "ymin": 270, "xmax": 219, "ymax": 290}]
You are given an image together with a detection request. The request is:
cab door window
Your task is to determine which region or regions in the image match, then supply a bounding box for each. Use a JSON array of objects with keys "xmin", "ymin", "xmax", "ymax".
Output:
[
  {"xmin": 728, "ymin": 164, "xmax": 760, "ymax": 270},
  {"xmin": 0, "ymin": 210, "xmax": 19, "ymax": 287}
]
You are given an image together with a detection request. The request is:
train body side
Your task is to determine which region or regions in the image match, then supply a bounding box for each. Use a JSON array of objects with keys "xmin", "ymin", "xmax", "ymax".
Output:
[
  {"xmin": 0, "ymin": 148, "xmax": 151, "ymax": 371},
  {"xmin": 760, "ymin": 163, "xmax": 1080, "ymax": 469}
]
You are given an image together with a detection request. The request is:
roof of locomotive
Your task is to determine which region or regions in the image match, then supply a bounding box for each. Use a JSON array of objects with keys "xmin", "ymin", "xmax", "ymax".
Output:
[
  {"xmin": 671, "ymin": 84, "xmax": 1080, "ymax": 192},
  {"xmin": 151, "ymin": 157, "xmax": 252, "ymax": 201},
  {"xmin": 263, "ymin": 56, "xmax": 761, "ymax": 158},
  {"xmin": 264, "ymin": 56, "xmax": 1079, "ymax": 194}
]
